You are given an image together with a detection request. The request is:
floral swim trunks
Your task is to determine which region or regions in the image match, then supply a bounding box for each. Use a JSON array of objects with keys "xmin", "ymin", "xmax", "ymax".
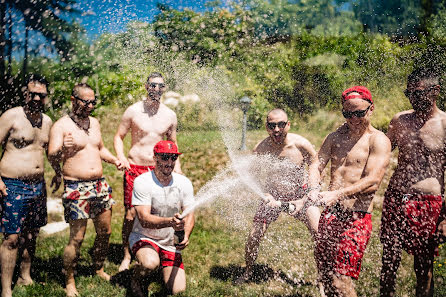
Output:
[{"xmin": 62, "ymin": 178, "xmax": 114, "ymax": 222}]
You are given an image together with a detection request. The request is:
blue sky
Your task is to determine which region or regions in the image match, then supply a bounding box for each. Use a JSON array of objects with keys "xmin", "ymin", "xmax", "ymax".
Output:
[{"xmin": 75, "ymin": 0, "xmax": 217, "ymax": 39}]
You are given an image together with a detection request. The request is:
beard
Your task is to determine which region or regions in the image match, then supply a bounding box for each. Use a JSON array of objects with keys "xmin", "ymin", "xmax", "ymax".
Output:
[
  {"xmin": 412, "ymin": 99, "xmax": 432, "ymax": 112},
  {"xmin": 26, "ymin": 100, "xmax": 44, "ymax": 113}
]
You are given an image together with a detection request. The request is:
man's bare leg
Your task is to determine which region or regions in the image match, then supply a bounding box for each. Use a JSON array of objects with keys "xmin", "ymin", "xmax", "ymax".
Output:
[
  {"xmin": 63, "ymin": 219, "xmax": 87, "ymax": 297},
  {"xmin": 17, "ymin": 229, "xmax": 39, "ymax": 285},
  {"xmin": 380, "ymin": 240, "xmax": 402, "ymax": 297},
  {"xmin": 132, "ymin": 246, "xmax": 160, "ymax": 297},
  {"xmin": 235, "ymin": 221, "xmax": 269, "ymax": 283},
  {"xmin": 332, "ymin": 274, "xmax": 358, "ymax": 297},
  {"xmin": 163, "ymin": 266, "xmax": 186, "ymax": 295},
  {"xmin": 1, "ymin": 234, "xmax": 19, "ymax": 297},
  {"xmin": 119, "ymin": 207, "xmax": 135, "ymax": 272},
  {"xmin": 414, "ymin": 247, "xmax": 435, "ymax": 297},
  {"xmin": 92, "ymin": 209, "xmax": 112, "ymax": 280}
]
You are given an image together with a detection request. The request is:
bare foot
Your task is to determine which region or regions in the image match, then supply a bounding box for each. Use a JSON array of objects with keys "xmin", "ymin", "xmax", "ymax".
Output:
[
  {"xmin": 118, "ymin": 258, "xmax": 131, "ymax": 272},
  {"xmin": 96, "ymin": 269, "xmax": 111, "ymax": 281},
  {"xmin": 234, "ymin": 269, "xmax": 252, "ymax": 285},
  {"xmin": 65, "ymin": 283, "xmax": 79, "ymax": 297},
  {"xmin": 17, "ymin": 276, "xmax": 34, "ymax": 286}
]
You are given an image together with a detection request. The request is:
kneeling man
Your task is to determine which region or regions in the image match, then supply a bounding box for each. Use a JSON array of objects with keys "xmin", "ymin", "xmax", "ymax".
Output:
[{"xmin": 130, "ymin": 140, "xmax": 195, "ymax": 296}]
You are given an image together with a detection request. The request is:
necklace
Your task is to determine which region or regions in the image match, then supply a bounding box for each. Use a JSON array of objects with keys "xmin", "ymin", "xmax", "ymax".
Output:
[{"xmin": 69, "ymin": 112, "xmax": 90, "ymax": 134}]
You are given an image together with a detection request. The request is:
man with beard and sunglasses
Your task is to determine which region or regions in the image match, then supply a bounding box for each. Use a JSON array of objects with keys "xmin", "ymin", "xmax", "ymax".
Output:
[
  {"xmin": 114, "ymin": 72, "xmax": 183, "ymax": 272},
  {"xmin": 129, "ymin": 140, "xmax": 194, "ymax": 296},
  {"xmin": 48, "ymin": 83, "xmax": 123, "ymax": 297},
  {"xmin": 236, "ymin": 108, "xmax": 319, "ymax": 284},
  {"xmin": 0, "ymin": 75, "xmax": 58, "ymax": 297},
  {"xmin": 308, "ymin": 86, "xmax": 391, "ymax": 297},
  {"xmin": 380, "ymin": 68, "xmax": 446, "ymax": 297}
]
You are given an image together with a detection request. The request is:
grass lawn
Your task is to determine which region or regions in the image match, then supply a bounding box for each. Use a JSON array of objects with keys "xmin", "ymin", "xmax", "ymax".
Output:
[{"xmin": 5, "ymin": 109, "xmax": 446, "ymax": 296}]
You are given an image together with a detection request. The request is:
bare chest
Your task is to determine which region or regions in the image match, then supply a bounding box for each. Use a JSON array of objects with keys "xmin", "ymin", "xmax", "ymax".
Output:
[
  {"xmin": 397, "ymin": 120, "xmax": 446, "ymax": 156},
  {"xmin": 68, "ymin": 122, "xmax": 101, "ymax": 149},
  {"xmin": 260, "ymin": 145, "xmax": 304, "ymax": 166},
  {"xmin": 7, "ymin": 119, "xmax": 50, "ymax": 149},
  {"xmin": 131, "ymin": 113, "xmax": 172, "ymax": 139},
  {"xmin": 330, "ymin": 137, "xmax": 370, "ymax": 169}
]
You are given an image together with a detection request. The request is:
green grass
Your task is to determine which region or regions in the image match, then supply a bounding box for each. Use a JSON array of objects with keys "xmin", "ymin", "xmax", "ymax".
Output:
[{"xmin": 5, "ymin": 108, "xmax": 446, "ymax": 296}]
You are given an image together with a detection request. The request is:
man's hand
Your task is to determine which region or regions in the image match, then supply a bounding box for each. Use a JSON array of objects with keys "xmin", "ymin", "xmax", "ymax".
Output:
[
  {"xmin": 318, "ymin": 190, "xmax": 341, "ymax": 207},
  {"xmin": 289, "ymin": 199, "xmax": 306, "ymax": 216},
  {"xmin": 0, "ymin": 179, "xmax": 7, "ymax": 197},
  {"xmin": 263, "ymin": 193, "xmax": 281, "ymax": 208},
  {"xmin": 114, "ymin": 159, "xmax": 125, "ymax": 170},
  {"xmin": 63, "ymin": 132, "xmax": 74, "ymax": 148},
  {"xmin": 175, "ymin": 234, "xmax": 189, "ymax": 250},
  {"xmin": 50, "ymin": 174, "xmax": 62, "ymax": 193},
  {"xmin": 170, "ymin": 213, "xmax": 185, "ymax": 231},
  {"xmin": 118, "ymin": 156, "xmax": 131, "ymax": 170}
]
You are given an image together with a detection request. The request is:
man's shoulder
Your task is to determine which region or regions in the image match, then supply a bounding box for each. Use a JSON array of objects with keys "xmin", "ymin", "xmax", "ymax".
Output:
[
  {"xmin": 172, "ymin": 172, "xmax": 193, "ymax": 187},
  {"xmin": 391, "ymin": 110, "xmax": 413, "ymax": 123},
  {"xmin": 126, "ymin": 101, "xmax": 143, "ymax": 112},
  {"xmin": 52, "ymin": 115, "xmax": 70, "ymax": 129},
  {"xmin": 286, "ymin": 133, "xmax": 311, "ymax": 146},
  {"xmin": 253, "ymin": 137, "xmax": 270, "ymax": 153},
  {"xmin": 1, "ymin": 106, "xmax": 23, "ymax": 118},
  {"xmin": 159, "ymin": 103, "xmax": 177, "ymax": 116}
]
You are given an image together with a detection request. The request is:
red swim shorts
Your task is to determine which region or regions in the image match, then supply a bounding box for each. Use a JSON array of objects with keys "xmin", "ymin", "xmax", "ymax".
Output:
[
  {"xmin": 380, "ymin": 189, "xmax": 443, "ymax": 255},
  {"xmin": 316, "ymin": 208, "xmax": 372, "ymax": 280},
  {"xmin": 123, "ymin": 164, "xmax": 154, "ymax": 208},
  {"xmin": 131, "ymin": 239, "xmax": 184, "ymax": 269}
]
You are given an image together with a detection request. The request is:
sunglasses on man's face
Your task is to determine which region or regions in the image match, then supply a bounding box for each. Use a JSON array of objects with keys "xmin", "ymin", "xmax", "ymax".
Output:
[
  {"xmin": 404, "ymin": 86, "xmax": 435, "ymax": 98},
  {"xmin": 157, "ymin": 153, "xmax": 178, "ymax": 161},
  {"xmin": 266, "ymin": 121, "xmax": 287, "ymax": 130},
  {"xmin": 75, "ymin": 95, "xmax": 97, "ymax": 106},
  {"xmin": 148, "ymin": 82, "xmax": 166, "ymax": 89},
  {"xmin": 342, "ymin": 105, "xmax": 372, "ymax": 119},
  {"xmin": 29, "ymin": 91, "xmax": 48, "ymax": 99}
]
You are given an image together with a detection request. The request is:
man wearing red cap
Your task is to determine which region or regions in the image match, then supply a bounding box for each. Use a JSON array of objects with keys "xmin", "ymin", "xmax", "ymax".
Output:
[
  {"xmin": 307, "ymin": 86, "xmax": 391, "ymax": 296},
  {"xmin": 380, "ymin": 68, "xmax": 446, "ymax": 297},
  {"xmin": 129, "ymin": 140, "xmax": 194, "ymax": 296},
  {"xmin": 114, "ymin": 72, "xmax": 182, "ymax": 271}
]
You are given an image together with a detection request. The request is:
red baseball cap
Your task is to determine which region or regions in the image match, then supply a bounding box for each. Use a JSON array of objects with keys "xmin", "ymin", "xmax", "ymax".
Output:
[
  {"xmin": 153, "ymin": 140, "xmax": 182, "ymax": 155},
  {"xmin": 342, "ymin": 86, "xmax": 373, "ymax": 104}
]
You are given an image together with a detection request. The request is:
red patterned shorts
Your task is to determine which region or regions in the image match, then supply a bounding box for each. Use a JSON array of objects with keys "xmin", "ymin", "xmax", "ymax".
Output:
[
  {"xmin": 380, "ymin": 190, "xmax": 443, "ymax": 255},
  {"xmin": 124, "ymin": 164, "xmax": 154, "ymax": 208},
  {"xmin": 132, "ymin": 238, "xmax": 184, "ymax": 269},
  {"xmin": 62, "ymin": 178, "xmax": 114, "ymax": 222},
  {"xmin": 316, "ymin": 208, "xmax": 372, "ymax": 280}
]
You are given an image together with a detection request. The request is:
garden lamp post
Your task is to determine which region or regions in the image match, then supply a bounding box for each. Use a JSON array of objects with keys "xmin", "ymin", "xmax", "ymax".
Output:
[{"xmin": 240, "ymin": 96, "xmax": 251, "ymax": 151}]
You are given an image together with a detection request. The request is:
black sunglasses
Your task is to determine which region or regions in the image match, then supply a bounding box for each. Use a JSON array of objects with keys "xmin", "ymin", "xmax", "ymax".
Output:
[
  {"xmin": 267, "ymin": 121, "xmax": 287, "ymax": 130},
  {"xmin": 29, "ymin": 91, "xmax": 48, "ymax": 99},
  {"xmin": 157, "ymin": 153, "xmax": 178, "ymax": 161},
  {"xmin": 75, "ymin": 95, "xmax": 97, "ymax": 106},
  {"xmin": 342, "ymin": 105, "xmax": 372, "ymax": 119},
  {"xmin": 148, "ymin": 82, "xmax": 166, "ymax": 89},
  {"xmin": 404, "ymin": 86, "xmax": 436, "ymax": 98}
]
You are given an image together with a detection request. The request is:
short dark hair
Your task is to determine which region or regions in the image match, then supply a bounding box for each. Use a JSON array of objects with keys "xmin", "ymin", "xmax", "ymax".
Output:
[
  {"xmin": 408, "ymin": 67, "xmax": 440, "ymax": 86},
  {"xmin": 26, "ymin": 74, "xmax": 49, "ymax": 87},
  {"xmin": 146, "ymin": 72, "xmax": 164, "ymax": 83},
  {"xmin": 72, "ymin": 83, "xmax": 94, "ymax": 98}
]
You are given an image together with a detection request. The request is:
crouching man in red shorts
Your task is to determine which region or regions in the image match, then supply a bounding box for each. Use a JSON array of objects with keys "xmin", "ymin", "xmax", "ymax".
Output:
[
  {"xmin": 380, "ymin": 68, "xmax": 446, "ymax": 297},
  {"xmin": 308, "ymin": 86, "xmax": 391, "ymax": 296},
  {"xmin": 129, "ymin": 141, "xmax": 194, "ymax": 296}
]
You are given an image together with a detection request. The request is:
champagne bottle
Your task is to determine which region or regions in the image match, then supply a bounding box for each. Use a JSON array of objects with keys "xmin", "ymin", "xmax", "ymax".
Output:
[
  {"xmin": 280, "ymin": 202, "xmax": 296, "ymax": 214},
  {"xmin": 174, "ymin": 230, "xmax": 185, "ymax": 246}
]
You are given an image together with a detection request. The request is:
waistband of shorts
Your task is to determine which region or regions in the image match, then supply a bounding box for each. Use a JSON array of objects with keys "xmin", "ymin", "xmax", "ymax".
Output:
[
  {"xmin": 386, "ymin": 189, "xmax": 443, "ymax": 202},
  {"xmin": 1, "ymin": 176, "xmax": 44, "ymax": 184},
  {"xmin": 325, "ymin": 204, "xmax": 371, "ymax": 218},
  {"xmin": 64, "ymin": 177, "xmax": 105, "ymax": 184},
  {"xmin": 130, "ymin": 164, "xmax": 155, "ymax": 170}
]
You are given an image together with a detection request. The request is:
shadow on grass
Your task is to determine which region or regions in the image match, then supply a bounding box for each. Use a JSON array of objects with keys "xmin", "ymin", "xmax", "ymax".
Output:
[
  {"xmin": 111, "ymin": 267, "xmax": 168, "ymax": 297},
  {"xmin": 210, "ymin": 263, "xmax": 314, "ymax": 288},
  {"xmin": 107, "ymin": 243, "xmax": 128, "ymax": 265}
]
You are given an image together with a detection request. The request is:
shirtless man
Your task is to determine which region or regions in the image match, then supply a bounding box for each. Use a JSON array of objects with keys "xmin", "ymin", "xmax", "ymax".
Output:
[
  {"xmin": 114, "ymin": 72, "xmax": 182, "ymax": 271},
  {"xmin": 0, "ymin": 75, "xmax": 57, "ymax": 297},
  {"xmin": 48, "ymin": 83, "xmax": 123, "ymax": 296},
  {"xmin": 380, "ymin": 68, "xmax": 446, "ymax": 297},
  {"xmin": 309, "ymin": 86, "xmax": 391, "ymax": 297},
  {"xmin": 236, "ymin": 108, "xmax": 319, "ymax": 283}
]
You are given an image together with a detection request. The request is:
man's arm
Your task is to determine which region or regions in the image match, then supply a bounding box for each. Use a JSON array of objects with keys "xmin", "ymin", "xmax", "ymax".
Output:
[
  {"xmin": 0, "ymin": 110, "xmax": 14, "ymax": 196},
  {"xmin": 44, "ymin": 120, "xmax": 62, "ymax": 192},
  {"xmin": 134, "ymin": 205, "xmax": 183, "ymax": 229},
  {"xmin": 319, "ymin": 133, "xmax": 391, "ymax": 206},
  {"xmin": 299, "ymin": 137, "xmax": 317, "ymax": 167},
  {"xmin": 98, "ymin": 126, "xmax": 123, "ymax": 170},
  {"xmin": 308, "ymin": 134, "xmax": 332, "ymax": 190},
  {"xmin": 113, "ymin": 109, "xmax": 132, "ymax": 170},
  {"xmin": 48, "ymin": 122, "xmax": 65, "ymax": 192},
  {"xmin": 166, "ymin": 115, "xmax": 182, "ymax": 174},
  {"xmin": 386, "ymin": 116, "xmax": 399, "ymax": 151}
]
